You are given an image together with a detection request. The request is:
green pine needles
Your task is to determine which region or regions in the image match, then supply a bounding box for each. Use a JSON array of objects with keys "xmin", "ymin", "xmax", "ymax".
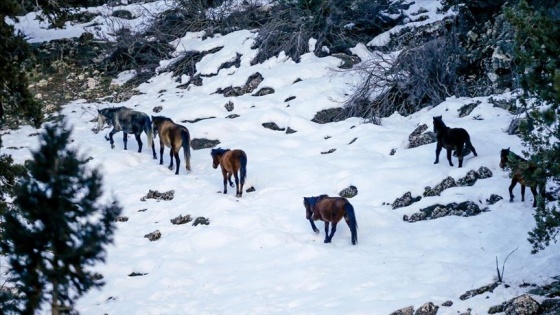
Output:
[
  {"xmin": 507, "ymin": 0, "xmax": 560, "ymax": 253},
  {"xmin": 0, "ymin": 122, "xmax": 122, "ymax": 314}
]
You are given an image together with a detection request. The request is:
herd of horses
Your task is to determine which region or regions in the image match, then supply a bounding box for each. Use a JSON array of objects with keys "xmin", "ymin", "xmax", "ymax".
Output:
[{"xmin": 96, "ymin": 107, "xmax": 544, "ymax": 246}]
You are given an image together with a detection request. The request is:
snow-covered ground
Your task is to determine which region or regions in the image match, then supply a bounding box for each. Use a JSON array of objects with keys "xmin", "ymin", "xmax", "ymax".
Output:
[{"xmin": 2, "ymin": 1, "xmax": 560, "ymax": 314}]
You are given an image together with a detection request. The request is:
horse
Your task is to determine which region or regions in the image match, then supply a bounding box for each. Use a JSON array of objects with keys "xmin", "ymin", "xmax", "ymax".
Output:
[
  {"xmin": 500, "ymin": 148, "xmax": 545, "ymax": 207},
  {"xmin": 97, "ymin": 107, "xmax": 156, "ymax": 158},
  {"xmin": 151, "ymin": 115, "xmax": 192, "ymax": 175},
  {"xmin": 433, "ymin": 115, "xmax": 478, "ymax": 168},
  {"xmin": 303, "ymin": 195, "xmax": 358, "ymax": 245},
  {"xmin": 210, "ymin": 148, "xmax": 247, "ymax": 197}
]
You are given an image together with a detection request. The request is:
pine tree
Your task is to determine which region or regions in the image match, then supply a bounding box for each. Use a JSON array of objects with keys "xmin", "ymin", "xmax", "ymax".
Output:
[
  {"xmin": 0, "ymin": 121, "xmax": 122, "ymax": 314},
  {"xmin": 506, "ymin": 0, "xmax": 560, "ymax": 253}
]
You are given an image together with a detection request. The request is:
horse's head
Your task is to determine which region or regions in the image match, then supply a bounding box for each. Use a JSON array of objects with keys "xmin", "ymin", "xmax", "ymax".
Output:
[
  {"xmin": 500, "ymin": 147, "xmax": 511, "ymax": 169},
  {"xmin": 97, "ymin": 109, "xmax": 111, "ymax": 131},
  {"xmin": 303, "ymin": 197, "xmax": 313, "ymax": 219},
  {"xmin": 433, "ymin": 115, "xmax": 445, "ymax": 133},
  {"xmin": 210, "ymin": 149, "xmax": 221, "ymax": 169}
]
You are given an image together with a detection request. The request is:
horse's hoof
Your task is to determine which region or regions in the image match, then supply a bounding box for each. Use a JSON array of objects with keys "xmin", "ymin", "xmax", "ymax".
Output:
[
  {"xmin": 111, "ymin": 145, "xmax": 115, "ymax": 149},
  {"xmin": 313, "ymin": 229, "xmax": 320, "ymax": 234},
  {"xmin": 324, "ymin": 239, "xmax": 331, "ymax": 243},
  {"xmin": 168, "ymin": 166, "xmax": 173, "ymax": 170}
]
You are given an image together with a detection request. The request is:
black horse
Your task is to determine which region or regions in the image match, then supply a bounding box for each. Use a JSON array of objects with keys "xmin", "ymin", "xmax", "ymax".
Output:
[
  {"xmin": 433, "ymin": 115, "xmax": 477, "ymax": 168},
  {"xmin": 97, "ymin": 107, "xmax": 156, "ymax": 159}
]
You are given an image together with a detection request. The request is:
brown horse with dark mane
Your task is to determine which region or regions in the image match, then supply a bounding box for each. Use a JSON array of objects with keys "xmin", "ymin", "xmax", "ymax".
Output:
[
  {"xmin": 433, "ymin": 115, "xmax": 478, "ymax": 168},
  {"xmin": 151, "ymin": 115, "xmax": 191, "ymax": 175},
  {"xmin": 303, "ymin": 195, "xmax": 358, "ymax": 245},
  {"xmin": 211, "ymin": 148, "xmax": 247, "ymax": 197},
  {"xmin": 500, "ymin": 148, "xmax": 545, "ymax": 207}
]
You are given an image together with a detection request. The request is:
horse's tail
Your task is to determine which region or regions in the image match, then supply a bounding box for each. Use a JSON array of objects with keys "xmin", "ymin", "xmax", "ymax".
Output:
[
  {"xmin": 181, "ymin": 128, "xmax": 191, "ymax": 172},
  {"xmin": 344, "ymin": 202, "xmax": 358, "ymax": 245},
  {"xmin": 240, "ymin": 152, "xmax": 247, "ymax": 186},
  {"xmin": 144, "ymin": 116, "xmax": 153, "ymax": 148}
]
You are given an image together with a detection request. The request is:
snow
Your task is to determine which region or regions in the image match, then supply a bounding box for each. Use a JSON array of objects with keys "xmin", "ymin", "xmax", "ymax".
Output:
[{"xmin": 2, "ymin": 1, "xmax": 560, "ymax": 314}]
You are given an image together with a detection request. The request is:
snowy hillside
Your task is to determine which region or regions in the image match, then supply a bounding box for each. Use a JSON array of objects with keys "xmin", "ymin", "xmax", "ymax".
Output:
[{"xmin": 2, "ymin": 1, "xmax": 560, "ymax": 314}]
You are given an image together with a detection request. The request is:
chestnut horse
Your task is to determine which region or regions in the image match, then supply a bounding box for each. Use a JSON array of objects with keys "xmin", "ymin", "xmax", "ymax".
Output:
[
  {"xmin": 303, "ymin": 195, "xmax": 358, "ymax": 245},
  {"xmin": 210, "ymin": 148, "xmax": 247, "ymax": 197},
  {"xmin": 433, "ymin": 115, "xmax": 478, "ymax": 168},
  {"xmin": 500, "ymin": 148, "xmax": 544, "ymax": 207},
  {"xmin": 151, "ymin": 115, "xmax": 191, "ymax": 175}
]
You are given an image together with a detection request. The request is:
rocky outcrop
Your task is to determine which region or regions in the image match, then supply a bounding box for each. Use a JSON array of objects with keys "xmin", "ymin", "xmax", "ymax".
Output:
[
  {"xmin": 338, "ymin": 185, "xmax": 358, "ymax": 198},
  {"xmin": 403, "ymin": 201, "xmax": 489, "ymax": 223}
]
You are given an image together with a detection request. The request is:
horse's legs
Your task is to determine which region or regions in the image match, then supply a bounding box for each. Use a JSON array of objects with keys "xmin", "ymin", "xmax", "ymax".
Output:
[
  {"xmin": 446, "ymin": 149, "xmax": 454, "ymax": 167},
  {"xmin": 521, "ymin": 184, "xmax": 526, "ymax": 202},
  {"xmin": 173, "ymin": 150, "xmax": 180, "ymax": 175},
  {"xmin": 134, "ymin": 133, "xmax": 142, "ymax": 153},
  {"xmin": 227, "ymin": 172, "xmax": 234, "ymax": 187},
  {"xmin": 221, "ymin": 169, "xmax": 228, "ymax": 194},
  {"xmin": 159, "ymin": 141, "xmax": 165, "ymax": 165},
  {"xmin": 309, "ymin": 219, "xmax": 320, "ymax": 234},
  {"xmin": 434, "ymin": 143, "xmax": 442, "ymax": 164},
  {"xmin": 105, "ymin": 130, "xmax": 117, "ymax": 149},
  {"xmin": 323, "ymin": 222, "xmax": 331, "ymax": 243},
  {"xmin": 530, "ymin": 186, "xmax": 538, "ymax": 207},
  {"xmin": 122, "ymin": 132, "xmax": 128, "ymax": 150},
  {"xmin": 233, "ymin": 172, "xmax": 241, "ymax": 197},
  {"xmin": 456, "ymin": 146, "xmax": 463, "ymax": 168},
  {"xmin": 508, "ymin": 179, "xmax": 517, "ymax": 202},
  {"xmin": 167, "ymin": 148, "xmax": 175, "ymax": 171},
  {"xmin": 326, "ymin": 222, "xmax": 338, "ymax": 243}
]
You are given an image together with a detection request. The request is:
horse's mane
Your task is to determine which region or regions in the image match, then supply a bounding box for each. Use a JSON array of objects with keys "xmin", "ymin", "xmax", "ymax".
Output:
[
  {"xmin": 152, "ymin": 115, "xmax": 174, "ymax": 122},
  {"xmin": 433, "ymin": 116, "xmax": 448, "ymax": 129},
  {"xmin": 211, "ymin": 147, "xmax": 230, "ymax": 156}
]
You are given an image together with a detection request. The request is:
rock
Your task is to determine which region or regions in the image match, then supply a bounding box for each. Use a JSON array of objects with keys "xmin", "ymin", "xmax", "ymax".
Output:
[
  {"xmin": 339, "ymin": 185, "xmax": 358, "ymax": 198},
  {"xmin": 253, "ymin": 87, "xmax": 275, "ymax": 96},
  {"xmin": 461, "ymin": 282, "xmax": 499, "ymax": 300},
  {"xmin": 486, "ymin": 194, "xmax": 503, "ymax": 205},
  {"xmin": 153, "ymin": 105, "xmax": 162, "ymax": 113},
  {"xmin": 503, "ymin": 294, "xmax": 539, "ymax": 315},
  {"xmin": 224, "ymin": 101, "xmax": 234, "ymax": 112},
  {"xmin": 405, "ymin": 201, "xmax": 489, "ymax": 223},
  {"xmin": 144, "ymin": 230, "xmax": 161, "ymax": 241},
  {"xmin": 321, "ymin": 149, "xmax": 336, "ymax": 154},
  {"xmin": 140, "ymin": 190, "xmax": 174, "ymax": 201},
  {"xmin": 312, "ymin": 107, "xmax": 345, "ymax": 124},
  {"xmin": 262, "ymin": 122, "xmax": 285, "ymax": 131},
  {"xmin": 390, "ymin": 306, "xmax": 414, "ymax": 315},
  {"xmin": 193, "ymin": 217, "xmax": 210, "ymax": 226},
  {"xmin": 128, "ymin": 272, "xmax": 147, "ymax": 277},
  {"xmin": 476, "ymin": 166, "xmax": 493, "ymax": 179},
  {"xmin": 331, "ymin": 52, "xmax": 361, "ymax": 69},
  {"xmin": 414, "ymin": 302, "xmax": 438, "ymax": 315},
  {"xmin": 423, "ymin": 176, "xmax": 457, "ymax": 197},
  {"xmin": 458, "ymin": 101, "xmax": 481, "ymax": 117},
  {"xmin": 392, "ymin": 191, "xmax": 422, "ymax": 209},
  {"xmin": 286, "ymin": 127, "xmax": 297, "ymax": 134},
  {"xmin": 170, "ymin": 214, "xmax": 192, "ymax": 225},
  {"xmin": 115, "ymin": 216, "xmax": 129, "ymax": 222},
  {"xmin": 441, "ymin": 301, "xmax": 453, "ymax": 307},
  {"xmin": 246, "ymin": 186, "xmax": 256, "ymax": 193},
  {"xmin": 191, "ymin": 138, "xmax": 220, "ymax": 150},
  {"xmin": 407, "ymin": 124, "xmax": 437, "ymax": 149},
  {"xmin": 457, "ymin": 170, "xmax": 478, "ymax": 186}
]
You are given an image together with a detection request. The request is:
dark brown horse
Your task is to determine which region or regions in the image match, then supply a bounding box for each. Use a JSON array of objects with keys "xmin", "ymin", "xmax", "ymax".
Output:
[
  {"xmin": 433, "ymin": 115, "xmax": 478, "ymax": 168},
  {"xmin": 500, "ymin": 148, "xmax": 544, "ymax": 207},
  {"xmin": 303, "ymin": 195, "xmax": 358, "ymax": 245},
  {"xmin": 211, "ymin": 148, "xmax": 247, "ymax": 197},
  {"xmin": 151, "ymin": 115, "xmax": 191, "ymax": 175}
]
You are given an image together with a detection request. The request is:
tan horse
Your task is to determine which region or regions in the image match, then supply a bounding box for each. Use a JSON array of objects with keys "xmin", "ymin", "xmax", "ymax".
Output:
[
  {"xmin": 303, "ymin": 195, "xmax": 358, "ymax": 245},
  {"xmin": 151, "ymin": 115, "xmax": 191, "ymax": 175},
  {"xmin": 210, "ymin": 148, "xmax": 247, "ymax": 197}
]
